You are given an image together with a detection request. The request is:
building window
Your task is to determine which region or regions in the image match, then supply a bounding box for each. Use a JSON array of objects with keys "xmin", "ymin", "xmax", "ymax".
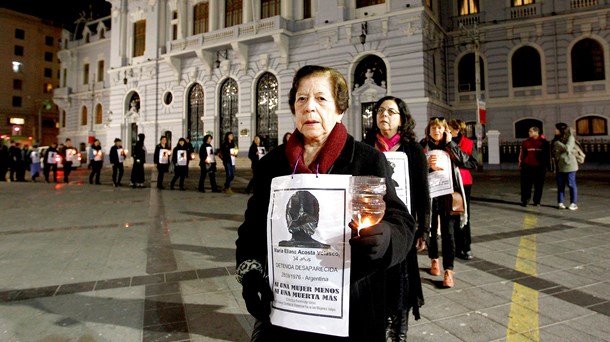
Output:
[
  {"xmin": 193, "ymin": 2, "xmax": 209, "ymax": 34},
  {"xmin": 15, "ymin": 28, "xmax": 25, "ymax": 39},
  {"xmin": 97, "ymin": 60, "xmax": 104, "ymax": 82},
  {"xmin": 12, "ymin": 61, "xmax": 23, "ymax": 73},
  {"xmin": 95, "ymin": 104, "xmax": 103, "ymax": 124},
  {"xmin": 353, "ymin": 54, "xmax": 387, "ymax": 89},
  {"xmin": 133, "ymin": 20, "xmax": 146, "ymax": 57},
  {"xmin": 83, "ymin": 64, "xmax": 89, "ymax": 84},
  {"xmin": 515, "ymin": 118, "xmax": 543, "ymax": 138},
  {"xmin": 171, "ymin": 11, "xmax": 178, "ymax": 40},
  {"xmin": 458, "ymin": 53, "xmax": 485, "ymax": 92},
  {"xmin": 62, "ymin": 110, "xmax": 66, "ymax": 128},
  {"xmin": 256, "ymin": 72, "xmax": 279, "ymax": 149},
  {"xmin": 356, "ymin": 0, "xmax": 385, "ymax": 8},
  {"xmin": 303, "ymin": 0, "xmax": 311, "ymax": 18},
  {"xmin": 12, "ymin": 96, "xmax": 22, "ymax": 107},
  {"xmin": 62, "ymin": 68, "xmax": 67, "ymax": 87},
  {"xmin": 576, "ymin": 116, "xmax": 607, "ymax": 136},
  {"xmin": 43, "ymin": 83, "xmax": 54, "ymax": 93},
  {"xmin": 44, "ymin": 52, "xmax": 54, "ymax": 62},
  {"xmin": 100, "ymin": 29, "xmax": 105, "ymax": 39},
  {"xmin": 571, "ymin": 38, "xmax": 605, "ymax": 83},
  {"xmin": 14, "ymin": 45, "xmax": 24, "ymax": 56},
  {"xmin": 45, "ymin": 36, "xmax": 54, "ymax": 46},
  {"xmin": 188, "ymin": 84, "xmax": 205, "ymax": 149},
  {"xmin": 513, "ymin": 0, "xmax": 534, "ymax": 6},
  {"xmin": 512, "ymin": 46, "xmax": 541, "ymax": 87},
  {"xmin": 261, "ymin": 0, "xmax": 280, "ymax": 19},
  {"xmin": 81, "ymin": 106, "xmax": 88, "ymax": 126},
  {"xmin": 225, "ymin": 0, "xmax": 243, "ymax": 28},
  {"xmin": 458, "ymin": 0, "xmax": 479, "ymax": 15},
  {"xmin": 219, "ymin": 78, "xmax": 239, "ymax": 140},
  {"xmin": 426, "ymin": 0, "xmax": 433, "ymax": 10},
  {"xmin": 44, "ymin": 68, "xmax": 53, "ymax": 78},
  {"xmin": 13, "ymin": 79, "xmax": 22, "ymax": 90}
]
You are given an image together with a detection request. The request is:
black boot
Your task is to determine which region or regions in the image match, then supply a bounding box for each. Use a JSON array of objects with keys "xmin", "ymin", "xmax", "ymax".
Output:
[{"xmin": 385, "ymin": 310, "xmax": 408, "ymax": 342}]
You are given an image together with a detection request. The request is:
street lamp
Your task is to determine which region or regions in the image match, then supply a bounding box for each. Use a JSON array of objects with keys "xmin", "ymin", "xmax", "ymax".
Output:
[
  {"xmin": 38, "ymin": 99, "xmax": 53, "ymax": 145},
  {"xmin": 360, "ymin": 22, "xmax": 368, "ymax": 45}
]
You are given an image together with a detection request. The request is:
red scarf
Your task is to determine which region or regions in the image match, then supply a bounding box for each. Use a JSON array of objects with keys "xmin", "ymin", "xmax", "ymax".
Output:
[
  {"xmin": 375, "ymin": 133, "xmax": 401, "ymax": 152},
  {"xmin": 285, "ymin": 123, "xmax": 348, "ymax": 174}
]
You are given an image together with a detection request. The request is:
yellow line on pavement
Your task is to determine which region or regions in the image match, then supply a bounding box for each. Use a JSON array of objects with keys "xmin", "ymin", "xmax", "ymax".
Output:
[{"xmin": 507, "ymin": 212, "xmax": 539, "ymax": 341}]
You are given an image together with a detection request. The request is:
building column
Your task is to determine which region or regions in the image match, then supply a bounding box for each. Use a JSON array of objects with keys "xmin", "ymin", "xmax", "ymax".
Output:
[
  {"xmin": 209, "ymin": 0, "xmax": 218, "ymax": 31},
  {"xmin": 487, "ymin": 130, "xmax": 501, "ymax": 164},
  {"xmin": 281, "ymin": 0, "xmax": 293, "ymax": 19},
  {"xmin": 244, "ymin": 0, "xmax": 253, "ymax": 23}
]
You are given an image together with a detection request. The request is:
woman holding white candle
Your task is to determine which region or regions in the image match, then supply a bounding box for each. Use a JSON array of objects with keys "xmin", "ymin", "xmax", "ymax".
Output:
[{"xmin": 88, "ymin": 139, "xmax": 103, "ymax": 185}]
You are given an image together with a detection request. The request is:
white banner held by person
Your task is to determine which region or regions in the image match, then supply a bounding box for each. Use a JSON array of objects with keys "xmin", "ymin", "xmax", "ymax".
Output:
[
  {"xmin": 267, "ymin": 174, "xmax": 351, "ymax": 337},
  {"xmin": 177, "ymin": 150, "xmax": 187, "ymax": 166},
  {"xmin": 426, "ymin": 149, "xmax": 453, "ymax": 198},
  {"xmin": 383, "ymin": 152, "xmax": 411, "ymax": 210},
  {"xmin": 159, "ymin": 149, "xmax": 170, "ymax": 164}
]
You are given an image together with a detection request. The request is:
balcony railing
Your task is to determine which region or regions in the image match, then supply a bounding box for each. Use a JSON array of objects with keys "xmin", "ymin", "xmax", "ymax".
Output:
[
  {"xmin": 571, "ymin": 0, "xmax": 599, "ymax": 9},
  {"xmin": 509, "ymin": 3, "xmax": 540, "ymax": 19},
  {"xmin": 454, "ymin": 13, "xmax": 481, "ymax": 29},
  {"xmin": 167, "ymin": 16, "xmax": 286, "ymax": 54}
]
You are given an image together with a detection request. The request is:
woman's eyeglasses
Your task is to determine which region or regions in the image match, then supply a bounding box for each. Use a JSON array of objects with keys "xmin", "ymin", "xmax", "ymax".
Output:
[{"xmin": 376, "ymin": 107, "xmax": 400, "ymax": 116}]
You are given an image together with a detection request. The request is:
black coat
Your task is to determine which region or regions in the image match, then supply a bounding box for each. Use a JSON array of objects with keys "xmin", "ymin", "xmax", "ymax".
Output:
[
  {"xmin": 153, "ymin": 144, "xmax": 170, "ymax": 172},
  {"xmin": 236, "ymin": 134, "xmax": 415, "ymax": 341},
  {"xmin": 109, "ymin": 145, "xmax": 124, "ymax": 165}
]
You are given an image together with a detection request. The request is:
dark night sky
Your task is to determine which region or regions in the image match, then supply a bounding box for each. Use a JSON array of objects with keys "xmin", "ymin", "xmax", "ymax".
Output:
[{"xmin": 1, "ymin": 0, "xmax": 111, "ymax": 30}]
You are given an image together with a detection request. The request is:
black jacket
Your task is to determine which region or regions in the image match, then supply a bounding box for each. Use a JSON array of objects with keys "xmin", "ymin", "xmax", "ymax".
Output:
[
  {"xmin": 236, "ymin": 134, "xmax": 415, "ymax": 341},
  {"xmin": 109, "ymin": 145, "xmax": 124, "ymax": 165},
  {"xmin": 153, "ymin": 143, "xmax": 170, "ymax": 172}
]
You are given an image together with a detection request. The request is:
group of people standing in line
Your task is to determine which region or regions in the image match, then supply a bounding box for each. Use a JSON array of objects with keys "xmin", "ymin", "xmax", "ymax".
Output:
[{"xmin": 519, "ymin": 123, "xmax": 580, "ymax": 210}]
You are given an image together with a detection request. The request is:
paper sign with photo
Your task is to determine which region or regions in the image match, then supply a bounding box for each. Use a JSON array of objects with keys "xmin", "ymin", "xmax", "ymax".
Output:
[
  {"xmin": 267, "ymin": 174, "xmax": 351, "ymax": 337},
  {"xmin": 65, "ymin": 149, "xmax": 74, "ymax": 162},
  {"xmin": 426, "ymin": 149, "xmax": 453, "ymax": 198},
  {"xmin": 177, "ymin": 150, "xmax": 187, "ymax": 166},
  {"xmin": 117, "ymin": 148, "xmax": 124, "ymax": 163},
  {"xmin": 384, "ymin": 152, "xmax": 411, "ymax": 210},
  {"xmin": 257, "ymin": 146, "xmax": 266, "ymax": 159},
  {"xmin": 94, "ymin": 150, "xmax": 103, "ymax": 161},
  {"xmin": 47, "ymin": 152, "xmax": 57, "ymax": 164},
  {"xmin": 205, "ymin": 146, "xmax": 215, "ymax": 163},
  {"xmin": 159, "ymin": 149, "xmax": 169, "ymax": 164}
]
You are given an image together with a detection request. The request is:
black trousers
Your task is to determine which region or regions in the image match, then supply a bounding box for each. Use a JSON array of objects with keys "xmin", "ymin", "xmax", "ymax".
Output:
[
  {"xmin": 44, "ymin": 163, "xmax": 57, "ymax": 182},
  {"xmin": 89, "ymin": 161, "xmax": 103, "ymax": 184},
  {"xmin": 112, "ymin": 163, "xmax": 124, "ymax": 185},
  {"xmin": 198, "ymin": 165, "xmax": 218, "ymax": 191},
  {"xmin": 63, "ymin": 161, "xmax": 73, "ymax": 182},
  {"xmin": 454, "ymin": 185, "xmax": 472, "ymax": 254},
  {"xmin": 170, "ymin": 165, "xmax": 187, "ymax": 189},
  {"xmin": 428, "ymin": 196, "xmax": 459, "ymax": 270},
  {"xmin": 521, "ymin": 165, "xmax": 546, "ymax": 205}
]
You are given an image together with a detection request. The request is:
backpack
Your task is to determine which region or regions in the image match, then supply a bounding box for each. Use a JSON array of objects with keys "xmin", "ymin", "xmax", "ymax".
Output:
[{"xmin": 573, "ymin": 141, "xmax": 586, "ymax": 164}]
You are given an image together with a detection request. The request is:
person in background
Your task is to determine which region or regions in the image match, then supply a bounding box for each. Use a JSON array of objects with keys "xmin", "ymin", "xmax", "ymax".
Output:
[
  {"xmin": 43, "ymin": 142, "xmax": 59, "ymax": 183},
  {"xmin": 0, "ymin": 144, "xmax": 9, "ymax": 181},
  {"xmin": 184, "ymin": 136, "xmax": 194, "ymax": 178},
  {"xmin": 421, "ymin": 117, "xmax": 472, "ymax": 288},
  {"xmin": 109, "ymin": 138, "xmax": 126, "ymax": 187},
  {"xmin": 8, "ymin": 141, "xmax": 22, "ymax": 182},
  {"xmin": 198, "ymin": 134, "xmax": 220, "ymax": 192},
  {"xmin": 448, "ymin": 119, "xmax": 478, "ymax": 260},
  {"xmin": 220, "ymin": 131, "xmax": 237, "ymax": 194},
  {"xmin": 364, "ymin": 95, "xmax": 429, "ymax": 341},
  {"xmin": 88, "ymin": 139, "xmax": 103, "ymax": 185},
  {"xmin": 29, "ymin": 145, "xmax": 41, "ymax": 182},
  {"xmin": 282, "ymin": 131, "xmax": 292, "ymax": 145},
  {"xmin": 154, "ymin": 136, "xmax": 170, "ymax": 190},
  {"xmin": 552, "ymin": 122, "xmax": 579, "ymax": 210},
  {"xmin": 518, "ymin": 126, "xmax": 550, "ymax": 207},
  {"xmin": 170, "ymin": 137, "xmax": 188, "ymax": 190},
  {"xmin": 236, "ymin": 65, "xmax": 414, "ymax": 340},
  {"xmin": 60, "ymin": 139, "xmax": 77, "ymax": 183},
  {"xmin": 130, "ymin": 133, "xmax": 146, "ymax": 188},
  {"xmin": 245, "ymin": 135, "xmax": 264, "ymax": 195}
]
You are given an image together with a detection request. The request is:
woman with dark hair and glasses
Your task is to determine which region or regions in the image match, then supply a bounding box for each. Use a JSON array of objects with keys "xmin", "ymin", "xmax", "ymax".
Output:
[
  {"xmin": 552, "ymin": 122, "xmax": 579, "ymax": 210},
  {"xmin": 364, "ymin": 96, "xmax": 429, "ymax": 341},
  {"xmin": 420, "ymin": 117, "xmax": 472, "ymax": 288}
]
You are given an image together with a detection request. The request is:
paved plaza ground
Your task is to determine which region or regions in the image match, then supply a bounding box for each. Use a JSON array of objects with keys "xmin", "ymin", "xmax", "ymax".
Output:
[{"xmin": 0, "ymin": 161, "xmax": 609, "ymax": 341}]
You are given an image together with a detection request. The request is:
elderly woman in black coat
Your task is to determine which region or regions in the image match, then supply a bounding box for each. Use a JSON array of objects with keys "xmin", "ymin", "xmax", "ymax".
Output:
[{"xmin": 236, "ymin": 65, "xmax": 414, "ymax": 341}]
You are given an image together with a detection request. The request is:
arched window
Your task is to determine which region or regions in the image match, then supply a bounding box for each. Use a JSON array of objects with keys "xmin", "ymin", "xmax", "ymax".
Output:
[
  {"xmin": 256, "ymin": 72, "xmax": 279, "ymax": 149},
  {"xmin": 576, "ymin": 115, "xmax": 608, "ymax": 136},
  {"xmin": 572, "ymin": 38, "xmax": 605, "ymax": 82},
  {"xmin": 81, "ymin": 106, "xmax": 88, "ymax": 126},
  {"xmin": 95, "ymin": 104, "xmax": 103, "ymax": 124},
  {"xmin": 458, "ymin": 53, "xmax": 485, "ymax": 92},
  {"xmin": 188, "ymin": 84, "xmax": 205, "ymax": 150},
  {"xmin": 512, "ymin": 46, "xmax": 541, "ymax": 87},
  {"xmin": 515, "ymin": 118, "xmax": 543, "ymax": 139},
  {"xmin": 219, "ymin": 78, "xmax": 238, "ymax": 141},
  {"xmin": 353, "ymin": 54, "xmax": 387, "ymax": 89}
]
